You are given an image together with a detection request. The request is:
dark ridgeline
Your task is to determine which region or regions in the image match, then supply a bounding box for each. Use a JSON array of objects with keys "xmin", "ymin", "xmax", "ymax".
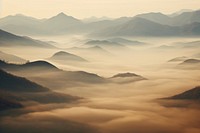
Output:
[
  {"xmin": 0, "ymin": 60, "xmax": 58, "ymax": 71},
  {"xmin": 169, "ymin": 86, "xmax": 200, "ymax": 100},
  {"xmin": 0, "ymin": 60, "xmax": 107, "ymax": 84},
  {"xmin": 0, "ymin": 69, "xmax": 49, "ymax": 92},
  {"xmin": 0, "ymin": 69, "xmax": 81, "ymax": 111}
]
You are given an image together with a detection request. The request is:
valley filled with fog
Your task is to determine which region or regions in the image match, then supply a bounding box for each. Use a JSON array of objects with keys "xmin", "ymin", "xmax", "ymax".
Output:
[{"xmin": 1, "ymin": 9, "xmax": 200, "ymax": 133}]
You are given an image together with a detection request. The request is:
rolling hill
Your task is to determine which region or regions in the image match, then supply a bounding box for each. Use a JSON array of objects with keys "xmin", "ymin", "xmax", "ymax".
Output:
[
  {"xmin": 0, "ymin": 60, "xmax": 58, "ymax": 71},
  {"xmin": 110, "ymin": 72, "xmax": 146, "ymax": 83},
  {"xmin": 49, "ymin": 51, "xmax": 87, "ymax": 62}
]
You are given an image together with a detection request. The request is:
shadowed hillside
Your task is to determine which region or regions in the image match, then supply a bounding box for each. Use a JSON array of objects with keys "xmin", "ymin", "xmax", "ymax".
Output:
[
  {"xmin": 0, "ymin": 29, "xmax": 56, "ymax": 48},
  {"xmin": 0, "ymin": 69, "xmax": 49, "ymax": 92},
  {"xmin": 0, "ymin": 69, "xmax": 81, "ymax": 105},
  {"xmin": 168, "ymin": 86, "xmax": 200, "ymax": 100}
]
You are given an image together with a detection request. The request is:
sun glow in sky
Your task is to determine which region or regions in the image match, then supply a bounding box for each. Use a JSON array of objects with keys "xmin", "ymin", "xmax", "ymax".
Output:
[{"xmin": 0, "ymin": 0, "xmax": 200, "ymax": 19}]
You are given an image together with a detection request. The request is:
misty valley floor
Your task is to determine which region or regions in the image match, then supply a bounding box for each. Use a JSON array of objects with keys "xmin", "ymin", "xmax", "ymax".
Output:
[{"xmin": 0, "ymin": 36, "xmax": 200, "ymax": 133}]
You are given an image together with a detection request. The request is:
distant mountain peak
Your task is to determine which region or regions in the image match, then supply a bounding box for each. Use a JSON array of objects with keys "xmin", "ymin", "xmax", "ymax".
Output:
[
  {"xmin": 168, "ymin": 86, "xmax": 200, "ymax": 100},
  {"xmin": 110, "ymin": 72, "xmax": 147, "ymax": 83},
  {"xmin": 57, "ymin": 12, "xmax": 68, "ymax": 17},
  {"xmin": 52, "ymin": 12, "xmax": 76, "ymax": 20},
  {"xmin": 112, "ymin": 72, "xmax": 140, "ymax": 78},
  {"xmin": 183, "ymin": 59, "xmax": 200, "ymax": 64},
  {"xmin": 25, "ymin": 60, "xmax": 58, "ymax": 69},
  {"xmin": 50, "ymin": 51, "xmax": 87, "ymax": 62},
  {"xmin": 54, "ymin": 51, "xmax": 72, "ymax": 56},
  {"xmin": 46, "ymin": 12, "xmax": 82, "ymax": 26}
]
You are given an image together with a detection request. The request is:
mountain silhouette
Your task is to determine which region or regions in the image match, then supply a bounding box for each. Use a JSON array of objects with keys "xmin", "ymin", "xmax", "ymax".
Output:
[
  {"xmin": 168, "ymin": 56, "xmax": 188, "ymax": 62},
  {"xmin": 45, "ymin": 12, "xmax": 82, "ymax": 26},
  {"xmin": 0, "ymin": 14, "xmax": 43, "ymax": 35},
  {"xmin": 92, "ymin": 17, "xmax": 179, "ymax": 37},
  {"xmin": 110, "ymin": 72, "xmax": 146, "ymax": 83},
  {"xmin": 135, "ymin": 10, "xmax": 200, "ymax": 26},
  {"xmin": 1, "ymin": 10, "xmax": 200, "ymax": 36},
  {"xmin": 111, "ymin": 72, "xmax": 144, "ymax": 78},
  {"xmin": 0, "ymin": 29, "xmax": 56, "ymax": 48},
  {"xmin": 172, "ymin": 10, "xmax": 200, "ymax": 26},
  {"xmin": 42, "ymin": 12, "xmax": 83, "ymax": 33},
  {"xmin": 0, "ymin": 69, "xmax": 80, "ymax": 105},
  {"xmin": 0, "ymin": 60, "xmax": 58, "ymax": 71},
  {"xmin": 49, "ymin": 51, "xmax": 87, "ymax": 62},
  {"xmin": 180, "ymin": 59, "xmax": 200, "ymax": 65},
  {"xmin": 168, "ymin": 86, "xmax": 200, "ymax": 100},
  {"xmin": 0, "ymin": 51, "xmax": 27, "ymax": 63},
  {"xmin": 135, "ymin": 12, "xmax": 171, "ymax": 25},
  {"xmin": 170, "ymin": 9, "xmax": 193, "ymax": 17},
  {"xmin": 178, "ymin": 59, "xmax": 200, "ymax": 69},
  {"xmin": 0, "ymin": 60, "xmax": 108, "ymax": 85},
  {"xmin": 0, "ymin": 69, "xmax": 49, "ymax": 92}
]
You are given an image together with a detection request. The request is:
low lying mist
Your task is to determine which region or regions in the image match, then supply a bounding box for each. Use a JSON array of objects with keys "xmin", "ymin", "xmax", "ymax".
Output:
[{"xmin": 1, "ymin": 36, "xmax": 200, "ymax": 133}]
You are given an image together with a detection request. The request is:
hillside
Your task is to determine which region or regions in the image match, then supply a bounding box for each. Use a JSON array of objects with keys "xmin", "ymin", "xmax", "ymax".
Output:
[
  {"xmin": 49, "ymin": 51, "xmax": 87, "ymax": 62},
  {"xmin": 168, "ymin": 86, "xmax": 200, "ymax": 100},
  {"xmin": 0, "ymin": 29, "xmax": 56, "ymax": 48}
]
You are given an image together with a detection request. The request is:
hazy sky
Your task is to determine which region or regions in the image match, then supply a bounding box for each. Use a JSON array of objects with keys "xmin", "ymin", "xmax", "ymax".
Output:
[{"xmin": 0, "ymin": 0, "xmax": 200, "ymax": 19}]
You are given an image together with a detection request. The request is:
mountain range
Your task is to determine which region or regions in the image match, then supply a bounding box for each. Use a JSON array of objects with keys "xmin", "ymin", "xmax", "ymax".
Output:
[
  {"xmin": 135, "ymin": 10, "xmax": 200, "ymax": 26},
  {"xmin": 1, "ymin": 10, "xmax": 200, "ymax": 37},
  {"xmin": 0, "ymin": 60, "xmax": 145, "ymax": 88},
  {"xmin": 0, "ymin": 60, "xmax": 108, "ymax": 88}
]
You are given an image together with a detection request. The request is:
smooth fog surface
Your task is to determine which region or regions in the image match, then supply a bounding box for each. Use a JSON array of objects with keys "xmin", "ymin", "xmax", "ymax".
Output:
[{"xmin": 1, "ymin": 35, "xmax": 200, "ymax": 133}]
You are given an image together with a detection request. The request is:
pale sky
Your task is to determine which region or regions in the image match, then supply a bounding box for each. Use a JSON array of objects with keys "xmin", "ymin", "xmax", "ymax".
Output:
[{"xmin": 0, "ymin": 0, "xmax": 200, "ymax": 19}]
